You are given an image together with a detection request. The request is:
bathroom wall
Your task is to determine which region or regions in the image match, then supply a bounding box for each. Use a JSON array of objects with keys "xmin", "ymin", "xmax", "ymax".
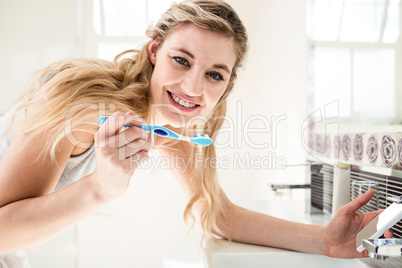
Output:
[
  {"xmin": 0, "ymin": 0, "xmax": 78, "ymax": 114},
  {"xmin": 218, "ymin": 0, "xmax": 308, "ymax": 200}
]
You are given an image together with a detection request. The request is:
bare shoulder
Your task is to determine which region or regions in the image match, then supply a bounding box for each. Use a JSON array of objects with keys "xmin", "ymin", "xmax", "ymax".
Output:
[
  {"xmin": 0, "ymin": 66, "xmax": 101, "ymax": 208},
  {"xmin": 68, "ymin": 115, "xmax": 98, "ymax": 156},
  {"xmin": 0, "ymin": 130, "xmax": 76, "ymax": 208},
  {"xmin": 41, "ymin": 66, "xmax": 98, "ymax": 156}
]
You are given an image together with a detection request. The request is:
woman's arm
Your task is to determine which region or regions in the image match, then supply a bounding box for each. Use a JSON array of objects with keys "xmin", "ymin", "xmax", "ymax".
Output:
[
  {"xmin": 0, "ymin": 112, "xmax": 149, "ymax": 253},
  {"xmin": 214, "ymin": 197, "xmax": 327, "ymax": 255},
  {"xmin": 214, "ymin": 190, "xmax": 390, "ymax": 258},
  {"xmin": 0, "ymin": 130, "xmax": 99, "ymax": 252},
  {"xmin": 159, "ymin": 142, "xmax": 391, "ymax": 259}
]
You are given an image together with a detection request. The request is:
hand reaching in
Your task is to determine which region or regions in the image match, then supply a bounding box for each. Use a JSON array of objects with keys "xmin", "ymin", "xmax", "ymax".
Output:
[{"xmin": 323, "ymin": 189, "xmax": 393, "ymax": 258}]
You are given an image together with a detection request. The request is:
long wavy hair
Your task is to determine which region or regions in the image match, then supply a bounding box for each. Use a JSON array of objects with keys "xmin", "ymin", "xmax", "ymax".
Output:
[{"xmin": 10, "ymin": 0, "xmax": 248, "ymax": 243}]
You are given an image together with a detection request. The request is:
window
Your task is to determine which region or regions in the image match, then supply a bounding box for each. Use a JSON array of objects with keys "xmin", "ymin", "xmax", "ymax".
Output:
[
  {"xmin": 89, "ymin": 0, "xmax": 180, "ymax": 61},
  {"xmin": 307, "ymin": 0, "xmax": 401, "ymax": 124}
]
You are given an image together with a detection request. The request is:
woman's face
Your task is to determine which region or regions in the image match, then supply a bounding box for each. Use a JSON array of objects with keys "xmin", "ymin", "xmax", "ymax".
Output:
[{"xmin": 148, "ymin": 24, "xmax": 237, "ymax": 128}]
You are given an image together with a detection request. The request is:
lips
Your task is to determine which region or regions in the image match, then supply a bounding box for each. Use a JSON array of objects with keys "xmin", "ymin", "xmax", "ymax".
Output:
[{"xmin": 167, "ymin": 90, "xmax": 200, "ymax": 112}]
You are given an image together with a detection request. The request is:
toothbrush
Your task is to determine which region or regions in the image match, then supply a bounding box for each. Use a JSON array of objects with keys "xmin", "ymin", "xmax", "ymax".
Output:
[{"xmin": 98, "ymin": 116, "xmax": 212, "ymax": 146}]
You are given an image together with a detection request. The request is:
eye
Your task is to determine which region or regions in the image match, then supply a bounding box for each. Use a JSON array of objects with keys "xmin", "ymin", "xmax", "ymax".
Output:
[
  {"xmin": 173, "ymin": 57, "xmax": 190, "ymax": 67},
  {"xmin": 207, "ymin": 71, "xmax": 224, "ymax": 81}
]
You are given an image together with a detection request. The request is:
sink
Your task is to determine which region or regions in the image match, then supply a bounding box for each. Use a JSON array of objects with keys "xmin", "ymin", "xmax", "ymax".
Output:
[
  {"xmin": 202, "ymin": 199, "xmax": 365, "ymax": 268},
  {"xmin": 203, "ymin": 239, "xmax": 365, "ymax": 268},
  {"xmin": 202, "ymin": 199, "xmax": 402, "ymax": 268}
]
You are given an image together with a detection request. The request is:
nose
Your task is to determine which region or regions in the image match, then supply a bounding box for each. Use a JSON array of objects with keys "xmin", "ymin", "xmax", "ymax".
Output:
[{"xmin": 181, "ymin": 70, "xmax": 203, "ymax": 96}]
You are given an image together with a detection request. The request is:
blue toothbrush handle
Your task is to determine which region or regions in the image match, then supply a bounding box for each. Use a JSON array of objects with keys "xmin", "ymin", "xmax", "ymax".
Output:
[
  {"xmin": 98, "ymin": 116, "xmax": 211, "ymax": 146},
  {"xmin": 98, "ymin": 116, "xmax": 142, "ymax": 129},
  {"xmin": 98, "ymin": 116, "xmax": 179, "ymax": 139},
  {"xmin": 98, "ymin": 116, "xmax": 109, "ymax": 125},
  {"xmin": 98, "ymin": 116, "xmax": 139, "ymax": 129},
  {"xmin": 137, "ymin": 124, "xmax": 179, "ymax": 139},
  {"xmin": 190, "ymin": 134, "xmax": 212, "ymax": 146}
]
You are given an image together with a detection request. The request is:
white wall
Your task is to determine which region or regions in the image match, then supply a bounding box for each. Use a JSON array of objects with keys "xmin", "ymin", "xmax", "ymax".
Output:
[
  {"xmin": 219, "ymin": 0, "xmax": 308, "ymax": 200},
  {"xmin": 0, "ymin": 0, "xmax": 78, "ymax": 114},
  {"xmin": 0, "ymin": 0, "xmax": 308, "ymax": 267}
]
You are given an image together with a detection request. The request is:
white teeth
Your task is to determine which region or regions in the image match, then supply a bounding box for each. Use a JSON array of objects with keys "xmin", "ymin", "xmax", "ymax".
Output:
[{"xmin": 170, "ymin": 92, "xmax": 196, "ymax": 108}]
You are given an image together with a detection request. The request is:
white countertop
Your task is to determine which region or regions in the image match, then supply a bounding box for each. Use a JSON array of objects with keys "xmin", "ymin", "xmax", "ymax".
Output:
[
  {"xmin": 232, "ymin": 198, "xmax": 332, "ymax": 226},
  {"xmin": 202, "ymin": 198, "xmax": 402, "ymax": 268}
]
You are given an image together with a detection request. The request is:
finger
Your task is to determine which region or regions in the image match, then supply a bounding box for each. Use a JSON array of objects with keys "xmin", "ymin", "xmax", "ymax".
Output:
[
  {"xmin": 98, "ymin": 112, "xmax": 142, "ymax": 137},
  {"xmin": 125, "ymin": 129, "xmax": 149, "ymax": 149},
  {"xmin": 362, "ymin": 209, "xmax": 384, "ymax": 219},
  {"xmin": 96, "ymin": 112, "xmax": 123, "ymax": 146},
  {"xmin": 109, "ymin": 127, "xmax": 148, "ymax": 149},
  {"xmin": 384, "ymin": 228, "xmax": 393, "ymax": 238},
  {"xmin": 121, "ymin": 114, "xmax": 143, "ymax": 128},
  {"xmin": 120, "ymin": 139, "xmax": 150, "ymax": 159},
  {"xmin": 96, "ymin": 112, "xmax": 127, "ymax": 142},
  {"xmin": 358, "ymin": 209, "xmax": 385, "ymax": 229},
  {"xmin": 97, "ymin": 113, "xmax": 143, "ymax": 146},
  {"xmin": 343, "ymin": 189, "xmax": 374, "ymax": 215}
]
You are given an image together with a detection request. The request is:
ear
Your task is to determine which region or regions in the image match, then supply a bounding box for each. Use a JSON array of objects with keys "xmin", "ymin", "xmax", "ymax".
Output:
[{"xmin": 147, "ymin": 37, "xmax": 160, "ymax": 65}]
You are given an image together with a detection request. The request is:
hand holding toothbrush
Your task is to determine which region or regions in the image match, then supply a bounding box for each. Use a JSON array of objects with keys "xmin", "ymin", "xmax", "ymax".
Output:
[
  {"xmin": 98, "ymin": 116, "xmax": 212, "ymax": 146},
  {"xmin": 92, "ymin": 112, "xmax": 150, "ymax": 201}
]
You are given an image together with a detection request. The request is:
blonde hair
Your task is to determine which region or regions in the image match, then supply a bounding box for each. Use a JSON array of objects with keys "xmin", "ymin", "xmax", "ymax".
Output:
[{"xmin": 11, "ymin": 0, "xmax": 248, "ymax": 243}]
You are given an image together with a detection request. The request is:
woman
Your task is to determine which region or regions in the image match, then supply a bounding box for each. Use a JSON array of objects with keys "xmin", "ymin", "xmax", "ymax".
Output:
[{"xmin": 0, "ymin": 0, "xmax": 391, "ymax": 266}]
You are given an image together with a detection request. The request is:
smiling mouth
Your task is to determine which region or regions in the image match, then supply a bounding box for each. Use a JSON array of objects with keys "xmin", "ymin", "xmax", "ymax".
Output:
[{"xmin": 167, "ymin": 91, "xmax": 200, "ymax": 109}]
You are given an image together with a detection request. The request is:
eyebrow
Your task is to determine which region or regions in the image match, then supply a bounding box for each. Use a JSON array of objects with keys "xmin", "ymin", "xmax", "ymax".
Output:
[
  {"xmin": 212, "ymin": 64, "xmax": 231, "ymax": 74},
  {"xmin": 174, "ymin": 48, "xmax": 231, "ymax": 74}
]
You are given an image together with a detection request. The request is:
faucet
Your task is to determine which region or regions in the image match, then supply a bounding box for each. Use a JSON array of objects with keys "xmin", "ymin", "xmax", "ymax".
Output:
[
  {"xmin": 360, "ymin": 196, "xmax": 402, "ymax": 260},
  {"xmin": 363, "ymin": 239, "xmax": 402, "ymax": 260},
  {"xmin": 269, "ymin": 162, "xmax": 322, "ymax": 191},
  {"xmin": 270, "ymin": 184, "xmax": 311, "ymax": 191}
]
